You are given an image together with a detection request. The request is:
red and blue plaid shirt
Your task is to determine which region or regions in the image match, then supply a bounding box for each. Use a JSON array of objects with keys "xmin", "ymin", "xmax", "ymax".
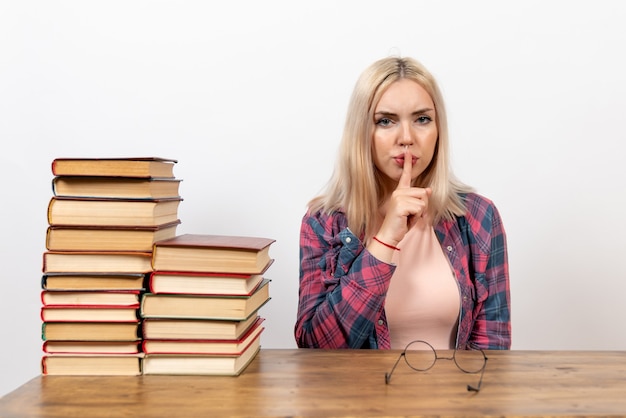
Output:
[{"xmin": 295, "ymin": 192, "xmax": 511, "ymax": 350}]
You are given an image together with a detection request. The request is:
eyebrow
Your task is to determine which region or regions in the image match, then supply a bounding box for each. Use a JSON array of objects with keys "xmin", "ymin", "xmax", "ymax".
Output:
[{"xmin": 374, "ymin": 108, "xmax": 435, "ymax": 117}]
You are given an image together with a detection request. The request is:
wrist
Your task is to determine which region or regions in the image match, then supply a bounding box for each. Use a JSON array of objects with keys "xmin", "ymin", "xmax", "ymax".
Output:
[{"xmin": 372, "ymin": 236, "xmax": 401, "ymax": 251}]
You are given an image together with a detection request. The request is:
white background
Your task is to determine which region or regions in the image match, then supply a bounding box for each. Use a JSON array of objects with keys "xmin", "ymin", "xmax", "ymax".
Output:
[{"xmin": 1, "ymin": 0, "xmax": 625, "ymax": 397}]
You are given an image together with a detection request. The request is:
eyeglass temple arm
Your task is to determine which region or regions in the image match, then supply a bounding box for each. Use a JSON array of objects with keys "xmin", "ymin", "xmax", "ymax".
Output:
[
  {"xmin": 384, "ymin": 352, "xmax": 405, "ymax": 384},
  {"xmin": 466, "ymin": 358, "xmax": 487, "ymax": 392}
]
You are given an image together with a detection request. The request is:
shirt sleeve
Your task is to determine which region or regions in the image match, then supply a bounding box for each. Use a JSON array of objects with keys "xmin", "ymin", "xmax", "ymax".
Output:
[
  {"xmin": 467, "ymin": 199, "xmax": 512, "ymax": 350},
  {"xmin": 294, "ymin": 210, "xmax": 395, "ymax": 348}
]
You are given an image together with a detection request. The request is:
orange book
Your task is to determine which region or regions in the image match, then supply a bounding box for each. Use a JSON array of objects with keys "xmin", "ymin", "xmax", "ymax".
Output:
[
  {"xmin": 43, "ymin": 341, "xmax": 141, "ymax": 355},
  {"xmin": 140, "ymin": 279, "xmax": 270, "ymax": 320},
  {"xmin": 142, "ymin": 313, "xmax": 260, "ymax": 341},
  {"xmin": 51, "ymin": 177, "xmax": 182, "ymax": 199},
  {"xmin": 147, "ymin": 262, "xmax": 272, "ymax": 296},
  {"xmin": 41, "ymin": 273, "xmax": 146, "ymax": 291},
  {"xmin": 51, "ymin": 157, "xmax": 177, "ymax": 178},
  {"xmin": 42, "ymin": 354, "xmax": 143, "ymax": 375},
  {"xmin": 42, "ymin": 251, "xmax": 153, "ymax": 273},
  {"xmin": 47, "ymin": 196, "xmax": 182, "ymax": 227},
  {"xmin": 152, "ymin": 234, "xmax": 276, "ymax": 274},
  {"xmin": 142, "ymin": 332, "xmax": 261, "ymax": 376},
  {"xmin": 142, "ymin": 317, "xmax": 264, "ymax": 355},
  {"xmin": 45, "ymin": 221, "xmax": 180, "ymax": 252},
  {"xmin": 41, "ymin": 322, "xmax": 141, "ymax": 341},
  {"xmin": 41, "ymin": 290, "xmax": 141, "ymax": 307},
  {"xmin": 41, "ymin": 306, "xmax": 140, "ymax": 323}
]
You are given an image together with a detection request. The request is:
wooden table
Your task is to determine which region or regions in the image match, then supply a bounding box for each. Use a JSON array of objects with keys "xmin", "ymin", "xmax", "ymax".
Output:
[{"xmin": 1, "ymin": 349, "xmax": 625, "ymax": 417}]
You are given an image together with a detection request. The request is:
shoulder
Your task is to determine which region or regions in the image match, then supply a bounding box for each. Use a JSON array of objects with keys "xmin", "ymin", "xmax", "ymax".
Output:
[
  {"xmin": 301, "ymin": 209, "xmax": 349, "ymax": 236},
  {"xmin": 459, "ymin": 192, "xmax": 506, "ymax": 245},
  {"xmin": 461, "ymin": 192, "xmax": 499, "ymax": 220}
]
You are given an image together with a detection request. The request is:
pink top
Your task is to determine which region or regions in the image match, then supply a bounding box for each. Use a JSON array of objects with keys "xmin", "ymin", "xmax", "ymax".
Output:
[{"xmin": 385, "ymin": 217, "xmax": 460, "ymax": 350}]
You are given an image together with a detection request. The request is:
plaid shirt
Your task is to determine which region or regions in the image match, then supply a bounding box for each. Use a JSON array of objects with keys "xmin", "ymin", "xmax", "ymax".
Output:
[{"xmin": 295, "ymin": 192, "xmax": 511, "ymax": 350}]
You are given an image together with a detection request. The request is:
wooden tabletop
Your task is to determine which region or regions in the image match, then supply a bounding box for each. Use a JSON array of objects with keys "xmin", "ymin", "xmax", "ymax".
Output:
[{"xmin": 1, "ymin": 349, "xmax": 626, "ymax": 417}]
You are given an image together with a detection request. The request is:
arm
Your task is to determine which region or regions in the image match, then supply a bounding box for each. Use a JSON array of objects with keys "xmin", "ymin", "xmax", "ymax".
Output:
[
  {"xmin": 294, "ymin": 211, "xmax": 395, "ymax": 349},
  {"xmin": 469, "ymin": 201, "xmax": 512, "ymax": 349}
]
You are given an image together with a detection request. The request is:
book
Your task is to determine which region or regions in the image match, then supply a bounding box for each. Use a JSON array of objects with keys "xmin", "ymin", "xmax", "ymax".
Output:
[
  {"xmin": 41, "ymin": 290, "xmax": 141, "ymax": 307},
  {"xmin": 52, "ymin": 177, "xmax": 182, "ymax": 199},
  {"xmin": 45, "ymin": 220, "xmax": 181, "ymax": 252},
  {"xmin": 142, "ymin": 334, "xmax": 261, "ymax": 376},
  {"xmin": 142, "ymin": 313, "xmax": 260, "ymax": 340},
  {"xmin": 41, "ymin": 306, "xmax": 140, "ymax": 322},
  {"xmin": 147, "ymin": 267, "xmax": 270, "ymax": 296},
  {"xmin": 47, "ymin": 197, "xmax": 182, "ymax": 227},
  {"xmin": 42, "ymin": 354, "xmax": 143, "ymax": 375},
  {"xmin": 42, "ymin": 322, "xmax": 140, "ymax": 341},
  {"xmin": 140, "ymin": 278, "xmax": 271, "ymax": 320},
  {"xmin": 43, "ymin": 341, "xmax": 140, "ymax": 354},
  {"xmin": 152, "ymin": 234, "xmax": 276, "ymax": 274},
  {"xmin": 142, "ymin": 317, "xmax": 264, "ymax": 355},
  {"xmin": 51, "ymin": 157, "xmax": 177, "ymax": 178},
  {"xmin": 42, "ymin": 251, "xmax": 153, "ymax": 273},
  {"xmin": 41, "ymin": 273, "xmax": 146, "ymax": 291}
]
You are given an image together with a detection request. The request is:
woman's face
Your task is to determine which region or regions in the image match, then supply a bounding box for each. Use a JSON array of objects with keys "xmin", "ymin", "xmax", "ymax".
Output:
[{"xmin": 372, "ymin": 78, "xmax": 438, "ymax": 186}]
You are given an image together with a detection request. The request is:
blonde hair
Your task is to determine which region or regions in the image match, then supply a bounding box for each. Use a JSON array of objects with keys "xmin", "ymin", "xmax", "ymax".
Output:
[{"xmin": 308, "ymin": 56, "xmax": 473, "ymax": 238}]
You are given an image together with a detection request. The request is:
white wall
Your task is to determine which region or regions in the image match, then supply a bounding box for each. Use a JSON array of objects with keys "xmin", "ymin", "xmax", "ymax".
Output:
[{"xmin": 2, "ymin": 0, "xmax": 625, "ymax": 397}]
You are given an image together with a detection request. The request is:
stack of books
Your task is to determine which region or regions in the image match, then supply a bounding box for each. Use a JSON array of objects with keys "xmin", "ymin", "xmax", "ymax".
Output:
[
  {"xmin": 40, "ymin": 157, "xmax": 182, "ymax": 375},
  {"xmin": 141, "ymin": 234, "xmax": 275, "ymax": 376}
]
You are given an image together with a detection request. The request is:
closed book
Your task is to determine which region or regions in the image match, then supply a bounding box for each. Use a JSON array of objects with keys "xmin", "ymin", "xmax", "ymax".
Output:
[
  {"xmin": 142, "ymin": 317, "xmax": 264, "ymax": 355},
  {"xmin": 41, "ymin": 273, "xmax": 146, "ymax": 291},
  {"xmin": 42, "ymin": 322, "xmax": 141, "ymax": 341},
  {"xmin": 41, "ymin": 290, "xmax": 140, "ymax": 307},
  {"xmin": 43, "ymin": 341, "xmax": 140, "ymax": 355},
  {"xmin": 42, "ymin": 354, "xmax": 143, "ymax": 376},
  {"xmin": 152, "ymin": 234, "xmax": 276, "ymax": 274},
  {"xmin": 142, "ymin": 312, "xmax": 260, "ymax": 340},
  {"xmin": 140, "ymin": 278, "xmax": 270, "ymax": 320},
  {"xmin": 142, "ymin": 334, "xmax": 261, "ymax": 376},
  {"xmin": 51, "ymin": 157, "xmax": 177, "ymax": 178},
  {"xmin": 148, "ymin": 266, "xmax": 271, "ymax": 296},
  {"xmin": 45, "ymin": 221, "xmax": 180, "ymax": 252},
  {"xmin": 41, "ymin": 306, "xmax": 140, "ymax": 322},
  {"xmin": 52, "ymin": 177, "xmax": 182, "ymax": 199},
  {"xmin": 42, "ymin": 251, "xmax": 153, "ymax": 273},
  {"xmin": 47, "ymin": 197, "xmax": 182, "ymax": 227}
]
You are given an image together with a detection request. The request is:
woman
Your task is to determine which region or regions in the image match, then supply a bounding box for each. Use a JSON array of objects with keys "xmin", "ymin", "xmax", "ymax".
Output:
[{"xmin": 295, "ymin": 56, "xmax": 511, "ymax": 350}]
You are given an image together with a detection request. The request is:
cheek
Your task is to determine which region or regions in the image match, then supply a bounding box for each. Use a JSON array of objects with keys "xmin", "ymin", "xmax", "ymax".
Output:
[{"xmin": 371, "ymin": 134, "xmax": 387, "ymax": 166}]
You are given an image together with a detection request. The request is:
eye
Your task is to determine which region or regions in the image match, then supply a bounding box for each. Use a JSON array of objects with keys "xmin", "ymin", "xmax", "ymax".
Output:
[
  {"xmin": 375, "ymin": 117, "xmax": 393, "ymax": 127},
  {"xmin": 416, "ymin": 115, "xmax": 433, "ymax": 124}
]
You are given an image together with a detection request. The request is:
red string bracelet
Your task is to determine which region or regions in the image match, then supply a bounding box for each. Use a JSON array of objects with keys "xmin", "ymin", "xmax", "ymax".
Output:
[{"xmin": 372, "ymin": 236, "xmax": 400, "ymax": 251}]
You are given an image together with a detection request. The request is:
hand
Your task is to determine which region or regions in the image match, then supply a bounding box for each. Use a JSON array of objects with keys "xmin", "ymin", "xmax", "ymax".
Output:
[{"xmin": 376, "ymin": 148, "xmax": 431, "ymax": 246}]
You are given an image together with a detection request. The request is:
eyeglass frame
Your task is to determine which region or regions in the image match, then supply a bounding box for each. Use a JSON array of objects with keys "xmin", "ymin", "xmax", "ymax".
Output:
[{"xmin": 384, "ymin": 340, "xmax": 488, "ymax": 392}]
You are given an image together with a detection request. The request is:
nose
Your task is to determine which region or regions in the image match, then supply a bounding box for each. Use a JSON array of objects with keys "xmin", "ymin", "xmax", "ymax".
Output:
[{"xmin": 399, "ymin": 122, "xmax": 414, "ymax": 147}]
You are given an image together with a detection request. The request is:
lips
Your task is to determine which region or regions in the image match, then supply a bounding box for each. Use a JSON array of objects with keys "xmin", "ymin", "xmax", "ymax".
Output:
[{"xmin": 394, "ymin": 155, "xmax": 418, "ymax": 166}]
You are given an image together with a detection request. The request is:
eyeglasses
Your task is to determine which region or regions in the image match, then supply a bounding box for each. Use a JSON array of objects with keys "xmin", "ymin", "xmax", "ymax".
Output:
[{"xmin": 384, "ymin": 340, "xmax": 488, "ymax": 392}]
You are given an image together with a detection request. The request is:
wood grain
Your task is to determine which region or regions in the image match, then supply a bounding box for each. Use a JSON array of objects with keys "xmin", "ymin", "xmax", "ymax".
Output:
[{"xmin": 1, "ymin": 349, "xmax": 626, "ymax": 417}]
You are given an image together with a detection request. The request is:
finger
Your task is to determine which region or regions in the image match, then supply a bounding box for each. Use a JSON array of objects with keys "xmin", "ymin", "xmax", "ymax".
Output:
[{"xmin": 397, "ymin": 147, "xmax": 413, "ymax": 189}]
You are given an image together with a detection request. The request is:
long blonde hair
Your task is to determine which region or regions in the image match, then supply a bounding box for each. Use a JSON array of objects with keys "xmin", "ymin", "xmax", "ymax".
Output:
[{"xmin": 308, "ymin": 56, "xmax": 472, "ymax": 238}]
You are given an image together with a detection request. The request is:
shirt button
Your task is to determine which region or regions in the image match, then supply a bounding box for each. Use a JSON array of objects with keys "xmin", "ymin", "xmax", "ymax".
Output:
[
  {"xmin": 378, "ymin": 319, "xmax": 384, "ymax": 326},
  {"xmin": 346, "ymin": 237, "xmax": 352, "ymax": 244},
  {"xmin": 447, "ymin": 246, "xmax": 453, "ymax": 252}
]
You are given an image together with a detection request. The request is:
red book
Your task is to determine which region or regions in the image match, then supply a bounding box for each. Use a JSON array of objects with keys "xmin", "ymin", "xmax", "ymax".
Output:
[
  {"xmin": 41, "ymin": 306, "xmax": 140, "ymax": 323},
  {"xmin": 151, "ymin": 234, "xmax": 276, "ymax": 274},
  {"xmin": 142, "ymin": 317, "xmax": 265, "ymax": 355},
  {"xmin": 41, "ymin": 290, "xmax": 141, "ymax": 307},
  {"xmin": 148, "ymin": 261, "xmax": 272, "ymax": 296},
  {"xmin": 43, "ymin": 341, "xmax": 141, "ymax": 355}
]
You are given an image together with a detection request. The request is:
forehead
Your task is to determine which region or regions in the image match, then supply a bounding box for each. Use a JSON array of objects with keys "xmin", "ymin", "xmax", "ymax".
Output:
[{"xmin": 375, "ymin": 79, "xmax": 434, "ymax": 111}]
